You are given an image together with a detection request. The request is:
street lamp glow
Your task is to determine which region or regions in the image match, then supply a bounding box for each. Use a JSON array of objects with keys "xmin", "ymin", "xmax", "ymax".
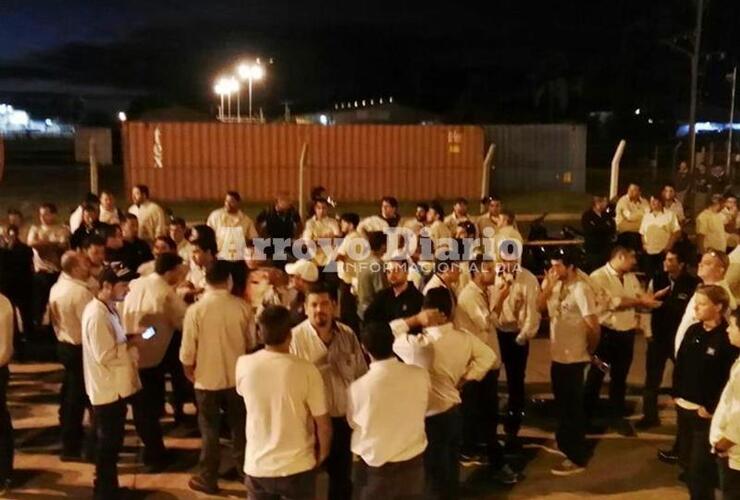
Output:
[
  {"xmin": 634, "ymin": 108, "xmax": 641, "ymax": 115},
  {"xmin": 238, "ymin": 63, "xmax": 265, "ymax": 81},
  {"xmin": 118, "ymin": 111, "xmax": 127, "ymax": 122}
]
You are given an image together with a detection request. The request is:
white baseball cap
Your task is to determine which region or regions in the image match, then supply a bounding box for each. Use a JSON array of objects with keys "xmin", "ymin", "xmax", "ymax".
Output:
[{"xmin": 285, "ymin": 259, "xmax": 319, "ymax": 282}]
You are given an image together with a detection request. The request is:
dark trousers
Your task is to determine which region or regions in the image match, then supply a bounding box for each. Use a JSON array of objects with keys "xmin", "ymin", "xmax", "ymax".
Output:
[
  {"xmin": 0, "ymin": 366, "xmax": 14, "ymax": 482},
  {"xmin": 245, "ymin": 468, "xmax": 317, "ymax": 500},
  {"xmin": 32, "ymin": 271, "xmax": 58, "ymax": 330},
  {"xmin": 677, "ymin": 407, "xmax": 717, "ymax": 500},
  {"xmin": 497, "ymin": 330, "xmax": 529, "ymax": 436},
  {"xmin": 642, "ymin": 336, "xmax": 674, "ymax": 422},
  {"xmin": 327, "ymin": 417, "xmax": 353, "ymax": 500},
  {"xmin": 134, "ymin": 367, "xmax": 166, "ymax": 463},
  {"xmin": 92, "ymin": 397, "xmax": 127, "ymax": 500},
  {"xmin": 226, "ymin": 261, "xmax": 248, "ymax": 297},
  {"xmin": 551, "ymin": 362, "xmax": 589, "ymax": 466},
  {"xmin": 161, "ymin": 330, "xmax": 193, "ymax": 418},
  {"xmin": 461, "ymin": 370, "xmax": 503, "ymax": 467},
  {"xmin": 358, "ymin": 454, "xmax": 425, "ymax": 500},
  {"xmin": 338, "ymin": 281, "xmax": 360, "ymax": 336},
  {"xmin": 194, "ymin": 388, "xmax": 246, "ymax": 486},
  {"xmin": 57, "ymin": 342, "xmax": 90, "ymax": 456},
  {"xmin": 585, "ymin": 328, "xmax": 636, "ymax": 418},
  {"xmin": 424, "ymin": 406, "xmax": 462, "ymax": 500},
  {"xmin": 718, "ymin": 457, "xmax": 740, "ymax": 500}
]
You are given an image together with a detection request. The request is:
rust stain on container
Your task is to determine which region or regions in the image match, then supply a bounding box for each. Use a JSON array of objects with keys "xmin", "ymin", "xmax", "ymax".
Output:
[{"xmin": 123, "ymin": 123, "xmax": 483, "ymax": 202}]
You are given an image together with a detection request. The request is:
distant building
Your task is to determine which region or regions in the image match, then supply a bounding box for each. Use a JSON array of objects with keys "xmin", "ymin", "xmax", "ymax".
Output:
[{"xmin": 295, "ymin": 101, "xmax": 440, "ymax": 125}]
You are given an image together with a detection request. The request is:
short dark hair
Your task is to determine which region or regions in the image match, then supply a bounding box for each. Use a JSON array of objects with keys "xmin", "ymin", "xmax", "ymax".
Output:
[
  {"xmin": 550, "ymin": 248, "xmax": 580, "ymax": 268},
  {"xmin": 191, "ymin": 224, "xmax": 216, "ymax": 243},
  {"xmin": 381, "ymin": 196, "xmax": 399, "ymax": 208},
  {"xmin": 169, "ymin": 217, "xmax": 187, "ymax": 229},
  {"xmin": 457, "ymin": 220, "xmax": 477, "ymax": 237},
  {"xmin": 84, "ymin": 192, "xmax": 100, "ymax": 204},
  {"xmin": 7, "ymin": 208, "xmax": 22, "ymax": 217},
  {"xmin": 82, "ymin": 203, "xmax": 98, "ymax": 213},
  {"xmin": 226, "ymin": 190, "xmax": 242, "ymax": 202},
  {"xmin": 416, "ymin": 202, "xmax": 429, "ymax": 211},
  {"xmin": 429, "ymin": 201, "xmax": 444, "ymax": 219},
  {"xmin": 81, "ymin": 234, "xmax": 106, "ymax": 250},
  {"xmin": 482, "ymin": 194, "xmax": 501, "ymax": 204},
  {"xmin": 124, "ymin": 213, "xmax": 138, "ymax": 223},
  {"xmin": 306, "ymin": 281, "xmax": 335, "ymax": 301},
  {"xmin": 361, "ymin": 322, "xmax": 395, "ymax": 360},
  {"xmin": 666, "ymin": 246, "xmax": 687, "ymax": 265},
  {"xmin": 154, "ymin": 235, "xmax": 177, "ymax": 251},
  {"xmin": 258, "ymin": 305, "xmax": 293, "ymax": 345},
  {"xmin": 193, "ymin": 237, "xmax": 218, "ymax": 255},
  {"xmin": 40, "ymin": 202, "xmax": 57, "ymax": 214},
  {"xmin": 650, "ymin": 193, "xmax": 664, "ymax": 203},
  {"xmin": 340, "ymin": 212, "xmax": 360, "ymax": 227},
  {"xmin": 662, "ymin": 183, "xmax": 676, "ymax": 190},
  {"xmin": 155, "ymin": 253, "xmax": 183, "ymax": 275},
  {"xmin": 205, "ymin": 260, "xmax": 231, "ymax": 285},
  {"xmin": 454, "ymin": 197, "xmax": 468, "ymax": 206},
  {"xmin": 610, "ymin": 245, "xmax": 635, "ymax": 260},
  {"xmin": 103, "ymin": 224, "xmax": 122, "ymax": 241},
  {"xmin": 134, "ymin": 184, "xmax": 150, "ymax": 197},
  {"xmin": 367, "ymin": 231, "xmax": 386, "ymax": 252},
  {"xmin": 423, "ymin": 287, "xmax": 453, "ymax": 318}
]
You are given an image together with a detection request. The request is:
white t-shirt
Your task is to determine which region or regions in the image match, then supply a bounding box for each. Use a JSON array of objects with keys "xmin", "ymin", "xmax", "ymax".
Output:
[
  {"xmin": 236, "ymin": 350, "xmax": 327, "ymax": 478},
  {"xmin": 639, "ymin": 210, "xmax": 680, "ymax": 255},
  {"xmin": 546, "ymin": 279, "xmax": 597, "ymax": 364}
]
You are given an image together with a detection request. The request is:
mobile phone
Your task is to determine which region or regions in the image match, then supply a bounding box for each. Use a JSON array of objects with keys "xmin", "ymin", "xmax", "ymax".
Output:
[{"xmin": 142, "ymin": 326, "xmax": 157, "ymax": 340}]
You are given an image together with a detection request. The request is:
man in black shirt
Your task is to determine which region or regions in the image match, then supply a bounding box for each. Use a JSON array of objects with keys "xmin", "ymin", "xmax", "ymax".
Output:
[
  {"xmin": 637, "ymin": 249, "xmax": 699, "ymax": 429},
  {"xmin": 70, "ymin": 204, "xmax": 108, "ymax": 250},
  {"xmin": 581, "ymin": 195, "xmax": 616, "ymax": 273},
  {"xmin": 364, "ymin": 259, "xmax": 423, "ymax": 324},
  {"xmin": 119, "ymin": 214, "xmax": 153, "ymax": 272},
  {"xmin": 0, "ymin": 225, "xmax": 33, "ymax": 359},
  {"xmin": 255, "ymin": 192, "xmax": 302, "ymax": 264}
]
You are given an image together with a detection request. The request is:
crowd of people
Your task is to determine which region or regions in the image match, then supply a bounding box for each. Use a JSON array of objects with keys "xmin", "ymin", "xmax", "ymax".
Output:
[{"xmin": 0, "ymin": 178, "xmax": 738, "ymax": 500}]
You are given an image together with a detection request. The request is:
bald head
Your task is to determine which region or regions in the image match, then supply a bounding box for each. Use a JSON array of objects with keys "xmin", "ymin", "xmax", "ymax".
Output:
[{"xmin": 61, "ymin": 251, "xmax": 90, "ymax": 281}]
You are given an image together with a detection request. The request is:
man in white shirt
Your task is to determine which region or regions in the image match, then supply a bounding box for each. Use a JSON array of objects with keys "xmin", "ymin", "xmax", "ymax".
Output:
[
  {"xmin": 538, "ymin": 252, "xmax": 600, "ymax": 476},
  {"xmin": 390, "ymin": 288, "xmax": 496, "ymax": 499},
  {"xmin": 422, "ymin": 257, "xmax": 461, "ymax": 307},
  {"xmin": 662, "ymin": 183, "xmax": 686, "ymax": 224},
  {"xmin": 168, "ymin": 217, "xmax": 192, "ymax": 264},
  {"xmin": 444, "ymin": 197, "xmax": 471, "ymax": 234},
  {"xmin": 290, "ymin": 282, "xmax": 367, "ymax": 500},
  {"xmin": 302, "ymin": 198, "xmax": 341, "ymax": 267},
  {"xmin": 128, "ymin": 184, "xmax": 167, "ymax": 244},
  {"xmin": 423, "ymin": 202, "xmax": 452, "ymax": 249},
  {"xmin": 237, "ymin": 305, "xmax": 331, "ymax": 500},
  {"xmin": 477, "ymin": 195, "xmax": 503, "ymax": 239},
  {"xmin": 639, "ymin": 194, "xmax": 680, "ymax": 278},
  {"xmin": 401, "ymin": 202, "xmax": 428, "ymax": 235},
  {"xmin": 48, "ymin": 251, "xmax": 95, "ymax": 461},
  {"xmin": 69, "ymin": 193, "xmax": 100, "ymax": 234},
  {"xmin": 179, "ymin": 238, "xmax": 217, "ymax": 303},
  {"xmin": 696, "ymin": 194, "xmax": 728, "ymax": 254},
  {"xmin": 136, "ymin": 235, "xmax": 177, "ymax": 277},
  {"xmin": 180, "ymin": 260, "xmax": 255, "ymax": 495},
  {"xmin": 122, "ymin": 253, "xmax": 188, "ymax": 471},
  {"xmin": 99, "ymin": 190, "xmax": 123, "ymax": 226},
  {"xmin": 615, "ymin": 183, "xmax": 649, "ymax": 251},
  {"xmin": 587, "ymin": 246, "xmax": 660, "ymax": 435},
  {"xmin": 336, "ymin": 212, "xmax": 362, "ymax": 332},
  {"xmin": 348, "ymin": 322, "xmax": 430, "ymax": 499},
  {"xmin": 81, "ymin": 266, "xmax": 143, "ymax": 500},
  {"xmin": 356, "ymin": 232, "xmax": 388, "ymax": 321},
  {"xmin": 0, "ymin": 292, "xmax": 14, "ymax": 495}
]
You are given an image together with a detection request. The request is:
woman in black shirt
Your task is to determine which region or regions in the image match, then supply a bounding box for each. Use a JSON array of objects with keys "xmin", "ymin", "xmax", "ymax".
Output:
[{"xmin": 675, "ymin": 285, "xmax": 740, "ymax": 500}]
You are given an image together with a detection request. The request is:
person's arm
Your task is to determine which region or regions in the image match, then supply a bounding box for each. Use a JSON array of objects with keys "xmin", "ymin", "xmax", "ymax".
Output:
[
  {"xmin": 461, "ymin": 333, "xmax": 496, "ymax": 382},
  {"xmin": 0, "ymin": 300, "xmax": 14, "ymax": 366},
  {"xmin": 305, "ymin": 364, "xmax": 331, "ymax": 464},
  {"xmin": 179, "ymin": 308, "xmax": 198, "ymax": 382},
  {"xmin": 314, "ymin": 413, "xmax": 332, "ymax": 465},
  {"xmin": 584, "ymin": 314, "xmax": 601, "ymax": 354},
  {"xmin": 696, "ymin": 214, "xmax": 707, "ymax": 254},
  {"xmin": 389, "ymin": 310, "xmax": 441, "ymax": 368},
  {"xmin": 166, "ymin": 291, "xmax": 188, "ymax": 331},
  {"xmin": 667, "ymin": 213, "xmax": 681, "ymax": 250},
  {"xmin": 537, "ymin": 268, "xmax": 559, "ymax": 312},
  {"xmin": 516, "ymin": 274, "xmax": 542, "ymax": 343},
  {"xmin": 86, "ymin": 315, "xmax": 122, "ymax": 365}
]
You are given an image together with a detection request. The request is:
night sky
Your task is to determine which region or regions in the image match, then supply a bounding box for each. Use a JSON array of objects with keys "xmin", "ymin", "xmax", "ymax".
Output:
[{"xmin": 1, "ymin": 0, "xmax": 738, "ymax": 122}]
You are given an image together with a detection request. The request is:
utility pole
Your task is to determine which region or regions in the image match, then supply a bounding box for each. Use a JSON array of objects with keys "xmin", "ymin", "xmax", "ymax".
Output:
[
  {"xmin": 688, "ymin": 0, "xmax": 704, "ymax": 174},
  {"xmin": 728, "ymin": 65, "xmax": 737, "ymax": 178}
]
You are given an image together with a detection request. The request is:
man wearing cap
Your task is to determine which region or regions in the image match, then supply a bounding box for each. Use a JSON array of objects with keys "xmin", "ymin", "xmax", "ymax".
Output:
[
  {"xmin": 81, "ymin": 265, "xmax": 144, "ymax": 500},
  {"xmin": 285, "ymin": 259, "xmax": 319, "ymax": 325}
]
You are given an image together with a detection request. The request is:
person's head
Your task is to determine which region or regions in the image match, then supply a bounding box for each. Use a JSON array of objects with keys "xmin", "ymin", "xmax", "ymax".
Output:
[
  {"xmin": 434, "ymin": 258, "xmax": 461, "ymax": 285},
  {"xmin": 104, "ymin": 224, "xmax": 124, "ymax": 250},
  {"xmin": 155, "ymin": 253, "xmax": 186, "ymax": 285},
  {"xmin": 132, "ymin": 184, "xmax": 150, "ymax": 205},
  {"xmin": 427, "ymin": 202, "xmax": 444, "ymax": 223},
  {"xmin": 285, "ymin": 259, "xmax": 319, "ymax": 292},
  {"xmin": 97, "ymin": 265, "xmax": 137, "ymax": 303},
  {"xmin": 82, "ymin": 203, "xmax": 99, "ymax": 226},
  {"xmin": 627, "ymin": 183, "xmax": 641, "ymax": 200},
  {"xmin": 485, "ymin": 195, "xmax": 502, "ymax": 216},
  {"xmin": 310, "ymin": 186, "xmax": 328, "ymax": 201},
  {"xmin": 697, "ymin": 162, "xmax": 707, "ymax": 174},
  {"xmin": 367, "ymin": 231, "xmax": 386, "ymax": 255},
  {"xmin": 455, "ymin": 220, "xmax": 476, "ymax": 239},
  {"xmin": 7, "ymin": 209, "xmax": 23, "ymax": 227},
  {"xmin": 189, "ymin": 224, "xmax": 216, "ymax": 246},
  {"xmin": 709, "ymin": 193, "xmax": 724, "ymax": 212},
  {"xmin": 592, "ymin": 195, "xmax": 608, "ymax": 213},
  {"xmin": 698, "ymin": 249, "xmax": 729, "ymax": 283},
  {"xmin": 258, "ymin": 305, "xmax": 293, "ymax": 348},
  {"xmin": 649, "ymin": 194, "xmax": 664, "ymax": 212},
  {"xmin": 168, "ymin": 217, "xmax": 187, "ymax": 244},
  {"xmin": 662, "ymin": 184, "xmax": 676, "ymax": 202},
  {"xmin": 381, "ymin": 197, "xmax": 398, "ymax": 219},
  {"xmin": 205, "ymin": 259, "xmax": 233, "ymax": 291},
  {"xmin": 39, "ymin": 203, "xmax": 58, "ymax": 225},
  {"xmin": 423, "ymin": 287, "xmax": 454, "ymax": 321},
  {"xmin": 415, "ymin": 202, "xmax": 429, "ymax": 223},
  {"xmin": 224, "ymin": 191, "xmax": 241, "ymax": 213},
  {"xmin": 313, "ymin": 199, "xmax": 329, "ymax": 219},
  {"xmin": 339, "ymin": 213, "xmax": 360, "ymax": 235},
  {"xmin": 693, "ymin": 285, "xmax": 729, "ymax": 323},
  {"xmin": 725, "ymin": 195, "xmax": 738, "ymax": 212},
  {"xmin": 275, "ymin": 191, "xmax": 292, "ymax": 212},
  {"xmin": 453, "ymin": 197, "xmax": 468, "ymax": 217},
  {"xmin": 498, "ymin": 210, "xmax": 515, "ymax": 228},
  {"xmin": 663, "ymin": 249, "xmax": 686, "ymax": 276},
  {"xmin": 609, "ymin": 246, "xmax": 637, "ymax": 273},
  {"xmin": 122, "ymin": 214, "xmax": 139, "ymax": 240},
  {"xmin": 361, "ymin": 322, "xmax": 395, "ymax": 361},
  {"xmin": 385, "ymin": 259, "xmax": 409, "ymax": 288},
  {"xmin": 305, "ymin": 281, "xmax": 335, "ymax": 329},
  {"xmin": 61, "ymin": 250, "xmax": 90, "ymax": 281},
  {"xmin": 191, "ymin": 238, "xmax": 217, "ymax": 268},
  {"xmin": 549, "ymin": 250, "xmax": 580, "ymax": 281},
  {"xmin": 100, "ymin": 190, "xmax": 116, "ymax": 210},
  {"xmin": 470, "ymin": 255, "xmax": 497, "ymax": 287},
  {"xmin": 81, "ymin": 235, "xmax": 107, "ymax": 268},
  {"xmin": 152, "ymin": 235, "xmax": 177, "ymax": 257},
  {"xmin": 728, "ymin": 310, "xmax": 740, "ymax": 348},
  {"xmin": 678, "ymin": 161, "xmax": 689, "ymax": 174}
]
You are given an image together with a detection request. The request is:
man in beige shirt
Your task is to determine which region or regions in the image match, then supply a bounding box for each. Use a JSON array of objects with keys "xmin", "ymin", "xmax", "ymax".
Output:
[
  {"xmin": 48, "ymin": 251, "xmax": 95, "ymax": 460},
  {"xmin": 444, "ymin": 197, "xmax": 471, "ymax": 234},
  {"xmin": 477, "ymin": 195, "xmax": 504, "ymax": 239},
  {"xmin": 290, "ymin": 281, "xmax": 367, "ymax": 500},
  {"xmin": 302, "ymin": 198, "xmax": 341, "ymax": 267},
  {"xmin": 128, "ymin": 184, "xmax": 167, "ymax": 244},
  {"xmin": 696, "ymin": 194, "xmax": 728, "ymax": 254},
  {"xmin": 615, "ymin": 183, "xmax": 649, "ymax": 251},
  {"xmin": 180, "ymin": 260, "xmax": 255, "ymax": 495},
  {"xmin": 207, "ymin": 190, "xmax": 258, "ymax": 256}
]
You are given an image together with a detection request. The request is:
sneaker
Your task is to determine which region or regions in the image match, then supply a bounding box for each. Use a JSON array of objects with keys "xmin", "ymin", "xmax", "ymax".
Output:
[
  {"xmin": 491, "ymin": 464, "xmax": 519, "ymax": 485},
  {"xmin": 188, "ymin": 475, "xmax": 219, "ymax": 495},
  {"xmin": 459, "ymin": 452, "xmax": 486, "ymax": 467},
  {"xmin": 657, "ymin": 448, "xmax": 679, "ymax": 465},
  {"xmin": 635, "ymin": 417, "xmax": 660, "ymax": 430},
  {"xmin": 551, "ymin": 459, "xmax": 586, "ymax": 476}
]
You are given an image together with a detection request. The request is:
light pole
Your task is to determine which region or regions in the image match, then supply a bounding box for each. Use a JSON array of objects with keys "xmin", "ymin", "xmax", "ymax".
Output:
[
  {"xmin": 728, "ymin": 65, "xmax": 737, "ymax": 177},
  {"xmin": 214, "ymin": 79, "xmax": 227, "ymax": 120},
  {"xmin": 237, "ymin": 62, "xmax": 265, "ymax": 121}
]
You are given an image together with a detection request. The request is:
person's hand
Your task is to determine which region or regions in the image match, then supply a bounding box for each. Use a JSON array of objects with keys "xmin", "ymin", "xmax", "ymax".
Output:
[
  {"xmin": 542, "ymin": 268, "xmax": 559, "ymax": 294},
  {"xmin": 698, "ymin": 406, "xmax": 713, "ymax": 419},
  {"xmin": 515, "ymin": 333, "xmax": 528, "ymax": 346},
  {"xmin": 416, "ymin": 309, "xmax": 445, "ymax": 327},
  {"xmin": 715, "ymin": 437, "xmax": 735, "ymax": 454},
  {"xmin": 653, "ymin": 286, "xmax": 671, "ymax": 300},
  {"xmin": 639, "ymin": 293, "xmax": 662, "ymax": 309}
]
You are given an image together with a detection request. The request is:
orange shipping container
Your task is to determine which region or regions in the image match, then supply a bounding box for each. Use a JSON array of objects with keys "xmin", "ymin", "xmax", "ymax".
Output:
[{"xmin": 123, "ymin": 123, "xmax": 483, "ymax": 202}]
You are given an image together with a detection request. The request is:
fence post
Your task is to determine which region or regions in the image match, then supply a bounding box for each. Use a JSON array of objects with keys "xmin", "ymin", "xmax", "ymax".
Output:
[
  {"xmin": 89, "ymin": 137, "xmax": 99, "ymax": 195},
  {"xmin": 299, "ymin": 142, "xmax": 309, "ymax": 220},
  {"xmin": 609, "ymin": 140, "xmax": 626, "ymax": 200},
  {"xmin": 480, "ymin": 144, "xmax": 495, "ymax": 213}
]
